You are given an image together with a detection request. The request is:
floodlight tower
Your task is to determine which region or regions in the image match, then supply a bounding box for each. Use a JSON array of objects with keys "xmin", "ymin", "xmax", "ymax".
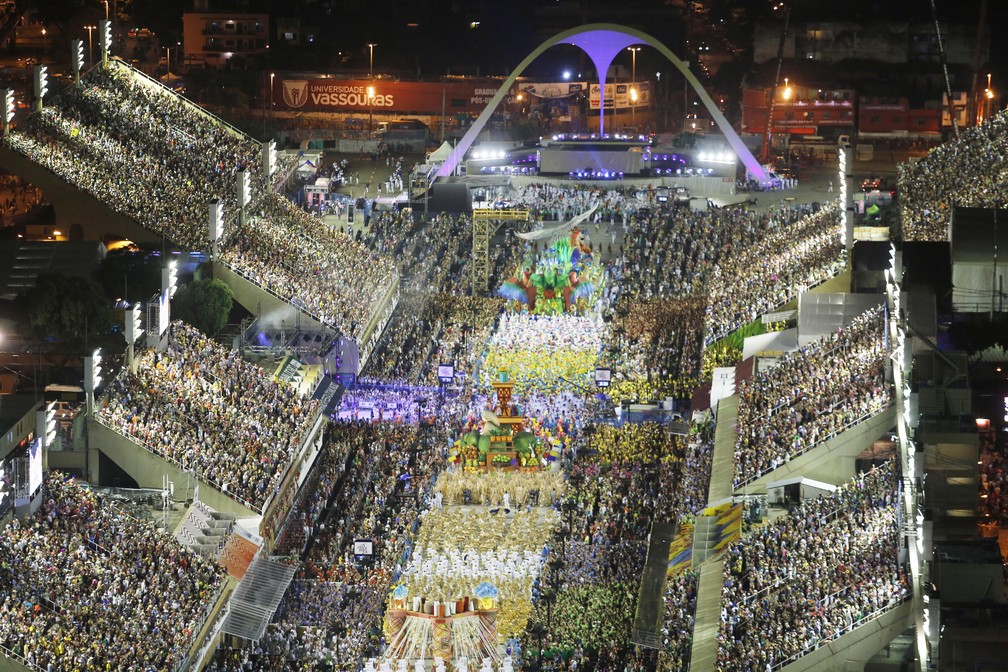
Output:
[
  {"xmin": 209, "ymin": 199, "xmax": 224, "ymax": 260},
  {"xmin": 83, "ymin": 348, "xmax": 102, "ymax": 415},
  {"xmin": 3, "ymin": 89, "xmax": 14, "ymax": 135},
  {"xmin": 236, "ymin": 169, "xmax": 251, "ymax": 228},
  {"xmin": 32, "ymin": 65, "xmax": 47, "ymax": 113},
  {"xmin": 99, "ymin": 20, "xmax": 112, "ymax": 66},
  {"xmin": 262, "ymin": 140, "xmax": 277, "ymax": 180},
  {"xmin": 124, "ymin": 302, "xmax": 144, "ymax": 374},
  {"xmin": 71, "ymin": 39, "xmax": 85, "ymax": 84},
  {"xmin": 37, "ymin": 401, "xmax": 58, "ymax": 454}
]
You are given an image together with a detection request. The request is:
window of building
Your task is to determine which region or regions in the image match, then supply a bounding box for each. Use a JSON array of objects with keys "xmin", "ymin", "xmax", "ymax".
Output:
[
  {"xmin": 869, "ymin": 115, "xmax": 879, "ymax": 123},
  {"xmin": 917, "ymin": 117, "xmax": 926, "ymax": 126},
  {"xmin": 822, "ymin": 111, "xmax": 830, "ymax": 119}
]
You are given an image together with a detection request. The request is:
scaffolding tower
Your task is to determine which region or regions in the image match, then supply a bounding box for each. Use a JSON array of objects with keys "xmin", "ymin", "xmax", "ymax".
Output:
[{"xmin": 471, "ymin": 208, "xmax": 529, "ymax": 296}]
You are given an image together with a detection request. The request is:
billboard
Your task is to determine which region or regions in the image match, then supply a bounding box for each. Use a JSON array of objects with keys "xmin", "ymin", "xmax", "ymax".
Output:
[
  {"xmin": 274, "ymin": 78, "xmax": 506, "ymax": 114},
  {"xmin": 589, "ymin": 82, "xmax": 651, "ymax": 110},
  {"xmin": 517, "ymin": 82, "xmax": 586, "ymax": 99}
]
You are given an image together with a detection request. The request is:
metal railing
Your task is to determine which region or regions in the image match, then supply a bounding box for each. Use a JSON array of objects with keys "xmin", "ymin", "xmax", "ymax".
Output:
[
  {"xmin": 733, "ymin": 399, "xmax": 895, "ymax": 490},
  {"xmin": 768, "ymin": 594, "xmax": 910, "ymax": 672}
]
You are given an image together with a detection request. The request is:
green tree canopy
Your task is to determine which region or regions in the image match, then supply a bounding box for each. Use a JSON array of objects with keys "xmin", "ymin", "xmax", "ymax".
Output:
[
  {"xmin": 16, "ymin": 273, "xmax": 115, "ymax": 352},
  {"xmin": 171, "ymin": 278, "xmax": 233, "ymax": 336}
]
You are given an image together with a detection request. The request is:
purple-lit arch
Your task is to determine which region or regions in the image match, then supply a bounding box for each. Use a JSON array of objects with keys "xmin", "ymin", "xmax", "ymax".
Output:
[{"xmin": 435, "ymin": 23, "xmax": 768, "ymax": 181}]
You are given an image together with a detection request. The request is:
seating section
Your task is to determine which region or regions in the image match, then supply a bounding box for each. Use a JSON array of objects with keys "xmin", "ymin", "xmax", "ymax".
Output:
[
  {"xmin": 705, "ymin": 206, "xmax": 845, "ymax": 345},
  {"xmin": 96, "ymin": 320, "xmax": 320, "ymax": 511},
  {"xmin": 0, "ymin": 472, "xmax": 226, "ymax": 671},
  {"xmin": 717, "ymin": 462, "xmax": 909, "ymax": 671},
  {"xmin": 3, "ymin": 61, "xmax": 397, "ymax": 341},
  {"xmin": 899, "ymin": 109, "xmax": 1008, "ymax": 241},
  {"xmin": 733, "ymin": 305, "xmax": 892, "ymax": 488}
]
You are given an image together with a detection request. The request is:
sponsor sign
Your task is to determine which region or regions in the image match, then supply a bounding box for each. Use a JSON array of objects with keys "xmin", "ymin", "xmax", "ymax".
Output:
[
  {"xmin": 589, "ymin": 82, "xmax": 651, "ymax": 110},
  {"xmin": 274, "ymin": 78, "xmax": 507, "ymax": 114}
]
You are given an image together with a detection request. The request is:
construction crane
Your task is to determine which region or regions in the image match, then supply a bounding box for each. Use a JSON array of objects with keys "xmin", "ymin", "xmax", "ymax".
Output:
[{"xmin": 760, "ymin": 4, "xmax": 790, "ymax": 165}]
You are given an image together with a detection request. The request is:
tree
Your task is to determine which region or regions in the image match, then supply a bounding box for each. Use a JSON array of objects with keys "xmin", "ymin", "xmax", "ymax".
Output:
[
  {"xmin": 171, "ymin": 278, "xmax": 233, "ymax": 336},
  {"xmin": 16, "ymin": 273, "xmax": 115, "ymax": 352}
]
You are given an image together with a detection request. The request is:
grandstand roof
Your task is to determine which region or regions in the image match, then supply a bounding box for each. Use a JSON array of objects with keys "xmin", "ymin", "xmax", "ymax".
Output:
[
  {"xmin": 0, "ymin": 394, "xmax": 40, "ymax": 460},
  {"xmin": 0, "ymin": 241, "xmax": 106, "ymax": 301},
  {"xmin": 951, "ymin": 206, "xmax": 1008, "ymax": 264}
]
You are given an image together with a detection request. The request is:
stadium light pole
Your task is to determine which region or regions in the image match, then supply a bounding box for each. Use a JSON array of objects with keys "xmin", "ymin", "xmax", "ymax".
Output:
[
  {"xmin": 85, "ymin": 25, "xmax": 96, "ymax": 70},
  {"xmin": 628, "ymin": 47, "xmax": 640, "ymax": 127}
]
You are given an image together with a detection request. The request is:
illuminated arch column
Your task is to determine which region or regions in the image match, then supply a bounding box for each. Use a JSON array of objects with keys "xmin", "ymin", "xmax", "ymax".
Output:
[{"xmin": 435, "ymin": 23, "xmax": 767, "ymax": 181}]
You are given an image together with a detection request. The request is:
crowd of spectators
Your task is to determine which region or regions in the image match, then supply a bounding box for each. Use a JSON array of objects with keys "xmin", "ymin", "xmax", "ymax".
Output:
[
  {"xmin": 979, "ymin": 429, "xmax": 1008, "ymax": 518},
  {"xmin": 717, "ymin": 462, "xmax": 909, "ymax": 671},
  {"xmin": 220, "ymin": 191, "xmax": 398, "ymax": 340},
  {"xmin": 3, "ymin": 61, "xmax": 396, "ymax": 343},
  {"xmin": 361, "ymin": 211, "xmax": 520, "ymax": 295},
  {"xmin": 0, "ymin": 472, "xmax": 225, "ymax": 672},
  {"xmin": 704, "ymin": 205, "xmax": 845, "ymax": 345},
  {"xmin": 598, "ymin": 296, "xmax": 706, "ymax": 405},
  {"xmin": 96, "ymin": 320, "xmax": 320, "ymax": 511},
  {"xmin": 362, "ymin": 293, "xmax": 500, "ymax": 389},
  {"xmin": 899, "ymin": 109, "xmax": 1008, "ymax": 241},
  {"xmin": 523, "ymin": 421, "xmax": 714, "ymax": 667},
  {"xmin": 733, "ymin": 306, "xmax": 892, "ymax": 488}
]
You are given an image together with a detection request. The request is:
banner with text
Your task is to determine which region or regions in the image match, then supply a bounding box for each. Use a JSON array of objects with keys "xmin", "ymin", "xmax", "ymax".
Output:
[
  {"xmin": 589, "ymin": 82, "xmax": 651, "ymax": 110},
  {"xmin": 274, "ymin": 78, "xmax": 508, "ymax": 115}
]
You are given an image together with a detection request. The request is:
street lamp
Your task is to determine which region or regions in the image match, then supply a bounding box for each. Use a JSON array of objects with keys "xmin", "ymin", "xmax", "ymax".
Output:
[
  {"xmin": 628, "ymin": 47, "xmax": 640, "ymax": 127},
  {"xmin": 368, "ymin": 43, "xmax": 376, "ymax": 78},
  {"xmin": 782, "ymin": 77, "xmax": 793, "ymax": 100},
  {"xmin": 984, "ymin": 73, "xmax": 995, "ymax": 123},
  {"xmin": 84, "ymin": 25, "xmax": 96, "ymax": 69},
  {"xmin": 41, "ymin": 28, "xmax": 46, "ymax": 55}
]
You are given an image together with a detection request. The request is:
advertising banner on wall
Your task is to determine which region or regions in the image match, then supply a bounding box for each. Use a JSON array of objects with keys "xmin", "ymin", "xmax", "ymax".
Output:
[
  {"xmin": 274, "ymin": 78, "xmax": 508, "ymax": 115},
  {"xmin": 517, "ymin": 82, "xmax": 586, "ymax": 99},
  {"xmin": 589, "ymin": 82, "xmax": 651, "ymax": 110}
]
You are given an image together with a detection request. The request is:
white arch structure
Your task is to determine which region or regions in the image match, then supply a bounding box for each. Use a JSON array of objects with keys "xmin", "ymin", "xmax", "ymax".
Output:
[{"xmin": 435, "ymin": 23, "xmax": 768, "ymax": 181}]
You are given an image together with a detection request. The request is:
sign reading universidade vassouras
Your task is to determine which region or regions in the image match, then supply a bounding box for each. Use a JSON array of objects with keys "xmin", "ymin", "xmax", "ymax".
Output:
[{"xmin": 275, "ymin": 77, "xmax": 507, "ymax": 114}]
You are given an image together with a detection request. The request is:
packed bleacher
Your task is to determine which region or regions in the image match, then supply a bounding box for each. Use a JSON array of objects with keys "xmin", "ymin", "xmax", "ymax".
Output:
[
  {"xmin": 361, "ymin": 292, "xmax": 501, "ymax": 388},
  {"xmin": 96, "ymin": 320, "xmax": 320, "ymax": 511},
  {"xmin": 2, "ymin": 60, "xmax": 397, "ymax": 342},
  {"xmin": 220, "ymin": 191, "xmax": 398, "ymax": 340},
  {"xmin": 704, "ymin": 205, "xmax": 845, "ymax": 345},
  {"xmin": 524, "ymin": 422, "xmax": 714, "ymax": 666},
  {"xmin": 363, "ymin": 211, "xmax": 520, "ymax": 295},
  {"xmin": 899, "ymin": 109, "xmax": 1008, "ymax": 241},
  {"xmin": 5, "ymin": 63, "xmax": 260, "ymax": 249},
  {"xmin": 717, "ymin": 462, "xmax": 909, "ymax": 671},
  {"xmin": 0, "ymin": 472, "xmax": 226, "ymax": 672},
  {"xmin": 598, "ymin": 296, "xmax": 706, "ymax": 404},
  {"xmin": 733, "ymin": 305, "xmax": 892, "ymax": 488}
]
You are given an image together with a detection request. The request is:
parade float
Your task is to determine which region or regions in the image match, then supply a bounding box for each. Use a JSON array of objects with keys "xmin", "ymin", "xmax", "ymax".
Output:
[
  {"xmin": 381, "ymin": 582, "xmax": 500, "ymax": 668},
  {"xmin": 498, "ymin": 228, "xmax": 600, "ymax": 316},
  {"xmin": 450, "ymin": 371, "xmax": 547, "ymax": 472}
]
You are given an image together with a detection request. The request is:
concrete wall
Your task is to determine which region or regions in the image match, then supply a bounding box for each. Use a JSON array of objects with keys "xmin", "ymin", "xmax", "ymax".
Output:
[
  {"xmin": 737, "ymin": 405, "xmax": 897, "ymax": 493},
  {"xmin": 88, "ymin": 419, "xmax": 257, "ymax": 519},
  {"xmin": 211, "ymin": 260, "xmax": 324, "ymax": 333},
  {"xmin": 0, "ymin": 145, "xmax": 164, "ymax": 244},
  {"xmin": 777, "ymin": 601, "xmax": 914, "ymax": 672}
]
